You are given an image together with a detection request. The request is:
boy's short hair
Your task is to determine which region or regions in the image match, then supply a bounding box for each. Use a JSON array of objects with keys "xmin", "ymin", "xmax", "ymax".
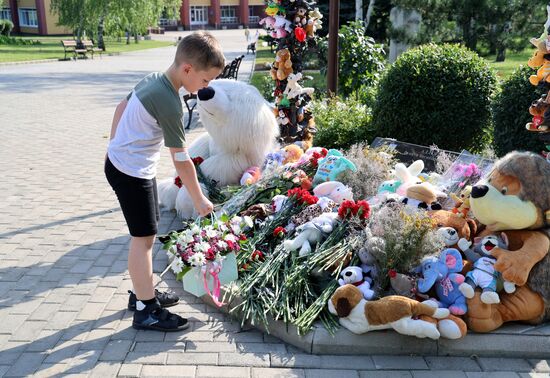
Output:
[{"xmin": 175, "ymin": 31, "xmax": 225, "ymax": 70}]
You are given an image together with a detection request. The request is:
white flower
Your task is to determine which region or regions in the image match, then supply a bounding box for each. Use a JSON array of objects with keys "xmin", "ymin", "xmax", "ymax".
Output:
[
  {"xmin": 178, "ymin": 233, "xmax": 194, "ymax": 245},
  {"xmin": 243, "ymin": 216, "xmax": 254, "ymax": 228},
  {"xmin": 230, "ymin": 216, "xmax": 242, "ymax": 225},
  {"xmin": 231, "ymin": 224, "xmax": 241, "ymax": 235},
  {"xmin": 204, "ymin": 226, "xmax": 218, "ymax": 239},
  {"xmin": 219, "ymin": 223, "xmax": 229, "ymax": 232},
  {"xmin": 189, "ymin": 252, "xmax": 206, "ymax": 267},
  {"xmin": 190, "ymin": 224, "xmax": 201, "ymax": 235},
  {"xmin": 216, "ymin": 240, "xmax": 228, "ymax": 250},
  {"xmin": 194, "ymin": 241, "xmax": 210, "ymax": 253},
  {"xmin": 224, "ymin": 234, "xmax": 237, "ymax": 243},
  {"xmin": 170, "ymin": 257, "xmax": 185, "ymax": 274}
]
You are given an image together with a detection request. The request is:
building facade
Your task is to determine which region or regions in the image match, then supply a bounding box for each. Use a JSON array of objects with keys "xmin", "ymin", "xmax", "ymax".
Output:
[
  {"xmin": 1, "ymin": 0, "xmax": 69, "ymax": 35},
  {"xmin": 176, "ymin": 0, "xmax": 265, "ymax": 30}
]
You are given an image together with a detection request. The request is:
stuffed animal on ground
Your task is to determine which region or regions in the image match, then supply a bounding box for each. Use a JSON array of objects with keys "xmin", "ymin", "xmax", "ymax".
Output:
[
  {"xmin": 416, "ymin": 248, "xmax": 468, "ymax": 315},
  {"xmin": 338, "ymin": 266, "xmax": 375, "ymax": 300},
  {"xmin": 282, "ymin": 144, "xmax": 304, "ymax": 165},
  {"xmin": 312, "ymin": 181, "xmax": 354, "ymax": 204},
  {"xmin": 283, "ymin": 73, "xmax": 315, "ymax": 99},
  {"xmin": 401, "ymin": 183, "xmax": 443, "ymax": 211},
  {"xmin": 240, "ymin": 166, "xmax": 261, "ymax": 186},
  {"xmin": 394, "ymin": 160, "xmax": 424, "ymax": 196},
  {"xmin": 283, "ymin": 212, "xmax": 339, "ymax": 256},
  {"xmin": 271, "ymin": 48, "xmax": 293, "ymax": 81},
  {"xmin": 289, "ymin": 197, "xmax": 336, "ymax": 229},
  {"xmin": 457, "ymin": 233, "xmax": 515, "ymax": 304},
  {"xmin": 157, "ymin": 80, "xmax": 279, "ymax": 218},
  {"xmin": 312, "ymin": 149, "xmax": 357, "ymax": 185},
  {"xmin": 465, "ymin": 151, "xmax": 550, "ymax": 333},
  {"xmin": 429, "ymin": 210, "xmax": 478, "ymax": 250},
  {"xmin": 328, "ymin": 284, "xmax": 449, "ymax": 338},
  {"xmin": 450, "ymin": 185, "xmax": 472, "ymax": 218},
  {"xmin": 240, "ymin": 203, "xmax": 271, "ymax": 221},
  {"xmin": 526, "ymin": 93, "xmax": 550, "ymax": 132}
]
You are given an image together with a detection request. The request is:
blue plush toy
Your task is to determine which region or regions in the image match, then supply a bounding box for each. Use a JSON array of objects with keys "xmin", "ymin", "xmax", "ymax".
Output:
[
  {"xmin": 415, "ymin": 248, "xmax": 468, "ymax": 316},
  {"xmin": 313, "ymin": 149, "xmax": 357, "ymax": 185}
]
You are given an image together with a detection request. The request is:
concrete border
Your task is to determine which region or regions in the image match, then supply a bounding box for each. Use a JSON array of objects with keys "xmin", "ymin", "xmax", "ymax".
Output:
[{"xmin": 200, "ymin": 286, "xmax": 550, "ymax": 358}]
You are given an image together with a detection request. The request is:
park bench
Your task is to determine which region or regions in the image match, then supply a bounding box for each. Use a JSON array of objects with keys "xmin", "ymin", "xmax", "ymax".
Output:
[
  {"xmin": 61, "ymin": 40, "xmax": 87, "ymax": 60},
  {"xmin": 81, "ymin": 40, "xmax": 103, "ymax": 59},
  {"xmin": 216, "ymin": 55, "xmax": 245, "ymax": 80}
]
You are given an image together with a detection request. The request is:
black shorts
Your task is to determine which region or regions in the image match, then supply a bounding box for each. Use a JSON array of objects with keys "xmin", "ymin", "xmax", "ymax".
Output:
[{"xmin": 104, "ymin": 157, "xmax": 160, "ymax": 237}]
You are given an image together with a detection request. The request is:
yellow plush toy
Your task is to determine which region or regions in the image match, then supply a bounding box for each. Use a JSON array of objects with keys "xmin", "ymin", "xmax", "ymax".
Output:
[
  {"xmin": 450, "ymin": 185, "xmax": 472, "ymax": 218},
  {"xmin": 282, "ymin": 144, "xmax": 304, "ymax": 164}
]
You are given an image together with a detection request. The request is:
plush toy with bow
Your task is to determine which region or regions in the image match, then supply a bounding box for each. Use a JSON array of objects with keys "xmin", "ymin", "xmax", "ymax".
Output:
[
  {"xmin": 283, "ymin": 212, "xmax": 339, "ymax": 256},
  {"xmin": 313, "ymin": 149, "xmax": 357, "ymax": 185},
  {"xmin": 328, "ymin": 284, "xmax": 449, "ymax": 338},
  {"xmin": 338, "ymin": 266, "xmax": 375, "ymax": 300},
  {"xmin": 416, "ymin": 248, "xmax": 468, "ymax": 315}
]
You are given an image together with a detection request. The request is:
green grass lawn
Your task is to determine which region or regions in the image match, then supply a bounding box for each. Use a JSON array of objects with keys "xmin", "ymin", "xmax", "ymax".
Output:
[
  {"xmin": 0, "ymin": 36, "xmax": 173, "ymax": 63},
  {"xmin": 250, "ymin": 69, "xmax": 327, "ymax": 101},
  {"xmin": 485, "ymin": 49, "xmax": 532, "ymax": 79}
]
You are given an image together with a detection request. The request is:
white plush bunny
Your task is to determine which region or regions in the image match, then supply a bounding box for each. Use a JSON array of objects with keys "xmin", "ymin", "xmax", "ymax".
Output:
[
  {"xmin": 283, "ymin": 212, "xmax": 339, "ymax": 256},
  {"xmin": 313, "ymin": 181, "xmax": 353, "ymax": 204}
]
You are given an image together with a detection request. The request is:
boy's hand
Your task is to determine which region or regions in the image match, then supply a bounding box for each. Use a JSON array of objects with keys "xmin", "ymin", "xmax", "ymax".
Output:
[{"xmin": 194, "ymin": 195, "xmax": 214, "ymax": 217}]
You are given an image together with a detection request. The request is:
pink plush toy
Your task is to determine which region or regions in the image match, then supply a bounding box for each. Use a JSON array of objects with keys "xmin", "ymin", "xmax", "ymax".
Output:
[{"xmin": 240, "ymin": 166, "xmax": 261, "ymax": 186}]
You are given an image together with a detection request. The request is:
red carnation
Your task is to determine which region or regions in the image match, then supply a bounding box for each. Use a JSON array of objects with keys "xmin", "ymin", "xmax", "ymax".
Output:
[
  {"xmin": 239, "ymin": 234, "xmax": 247, "ymax": 241},
  {"xmin": 338, "ymin": 200, "xmax": 356, "ymax": 219},
  {"xmin": 191, "ymin": 156, "xmax": 204, "ymax": 166},
  {"xmin": 273, "ymin": 226, "xmax": 286, "ymax": 237},
  {"xmin": 354, "ymin": 200, "xmax": 371, "ymax": 220},
  {"xmin": 174, "ymin": 176, "xmax": 183, "ymax": 188},
  {"xmin": 388, "ymin": 269, "xmax": 397, "ymax": 278},
  {"xmin": 251, "ymin": 250, "xmax": 265, "ymax": 261}
]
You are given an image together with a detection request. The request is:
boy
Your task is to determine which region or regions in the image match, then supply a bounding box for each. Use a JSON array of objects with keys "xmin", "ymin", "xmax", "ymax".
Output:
[{"xmin": 105, "ymin": 31, "xmax": 225, "ymax": 332}]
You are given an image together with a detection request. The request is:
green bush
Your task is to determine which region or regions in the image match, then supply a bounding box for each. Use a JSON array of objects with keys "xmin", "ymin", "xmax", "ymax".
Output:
[
  {"xmin": 492, "ymin": 65, "xmax": 547, "ymax": 156},
  {"xmin": 371, "ymin": 44, "xmax": 497, "ymax": 153},
  {"xmin": 311, "ymin": 96, "xmax": 374, "ymax": 150},
  {"xmin": 0, "ymin": 19, "xmax": 13, "ymax": 36}
]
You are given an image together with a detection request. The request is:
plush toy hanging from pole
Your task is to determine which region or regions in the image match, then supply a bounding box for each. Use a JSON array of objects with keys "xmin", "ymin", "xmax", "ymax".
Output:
[
  {"xmin": 260, "ymin": 0, "xmax": 322, "ymax": 149},
  {"xmin": 526, "ymin": 3, "xmax": 550, "ymax": 162}
]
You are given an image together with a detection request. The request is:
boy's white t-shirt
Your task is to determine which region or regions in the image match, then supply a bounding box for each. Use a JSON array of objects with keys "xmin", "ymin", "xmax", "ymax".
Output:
[{"xmin": 108, "ymin": 72, "xmax": 186, "ymax": 179}]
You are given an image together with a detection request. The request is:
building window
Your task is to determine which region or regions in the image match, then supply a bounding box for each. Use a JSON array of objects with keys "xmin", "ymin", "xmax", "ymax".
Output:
[
  {"xmin": 190, "ymin": 6, "xmax": 208, "ymax": 25},
  {"xmin": 220, "ymin": 6, "xmax": 237, "ymax": 24},
  {"xmin": 0, "ymin": 7, "xmax": 11, "ymax": 21},
  {"xmin": 248, "ymin": 6, "xmax": 259, "ymax": 24},
  {"xmin": 18, "ymin": 8, "xmax": 38, "ymax": 28}
]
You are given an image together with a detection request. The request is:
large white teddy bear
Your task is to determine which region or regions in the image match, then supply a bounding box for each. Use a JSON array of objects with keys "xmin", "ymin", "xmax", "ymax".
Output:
[{"xmin": 158, "ymin": 79, "xmax": 279, "ymax": 218}]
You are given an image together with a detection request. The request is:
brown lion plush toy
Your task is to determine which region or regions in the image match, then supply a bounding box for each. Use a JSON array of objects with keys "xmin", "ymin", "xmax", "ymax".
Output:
[{"xmin": 466, "ymin": 151, "xmax": 550, "ymax": 332}]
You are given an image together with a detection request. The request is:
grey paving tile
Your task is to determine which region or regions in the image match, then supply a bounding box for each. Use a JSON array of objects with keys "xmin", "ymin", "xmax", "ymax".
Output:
[
  {"xmin": 166, "ymin": 352, "xmax": 218, "ymax": 365},
  {"xmin": 218, "ymin": 352, "xmax": 270, "ymax": 367},
  {"xmin": 304, "ymin": 369, "xmax": 359, "ymax": 378},
  {"xmin": 424, "ymin": 356, "xmax": 481, "ymax": 371},
  {"xmin": 117, "ymin": 364, "xmax": 142, "ymax": 377},
  {"xmin": 359, "ymin": 371, "xmax": 413, "ymax": 378},
  {"xmin": 98, "ymin": 339, "xmax": 133, "ymax": 361},
  {"xmin": 477, "ymin": 358, "xmax": 533, "ymax": 372},
  {"xmin": 252, "ymin": 367, "xmax": 305, "ymax": 378},
  {"xmin": 196, "ymin": 366, "xmax": 250, "ymax": 377},
  {"xmin": 140, "ymin": 365, "xmax": 195, "ymax": 377},
  {"xmin": 4, "ymin": 352, "xmax": 45, "ymax": 377},
  {"xmin": 270, "ymin": 354, "xmax": 323, "ymax": 369},
  {"xmin": 412, "ymin": 372, "xmax": 467, "ymax": 378},
  {"xmin": 465, "ymin": 373, "xmax": 520, "ymax": 378},
  {"xmin": 372, "ymin": 355, "xmax": 429, "ymax": 370}
]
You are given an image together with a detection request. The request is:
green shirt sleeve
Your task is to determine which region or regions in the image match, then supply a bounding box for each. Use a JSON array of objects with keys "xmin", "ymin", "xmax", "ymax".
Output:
[{"xmin": 159, "ymin": 113, "xmax": 186, "ymax": 148}]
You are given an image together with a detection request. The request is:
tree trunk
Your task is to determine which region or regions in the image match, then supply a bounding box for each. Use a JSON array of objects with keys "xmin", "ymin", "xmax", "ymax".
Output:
[
  {"xmin": 134, "ymin": 30, "xmax": 139, "ymax": 43},
  {"xmin": 496, "ymin": 44, "xmax": 506, "ymax": 62},
  {"xmin": 364, "ymin": 0, "xmax": 375, "ymax": 29},
  {"xmin": 126, "ymin": 30, "xmax": 130, "ymax": 44},
  {"xmin": 355, "ymin": 0, "xmax": 363, "ymax": 21},
  {"xmin": 97, "ymin": 11, "xmax": 106, "ymax": 51}
]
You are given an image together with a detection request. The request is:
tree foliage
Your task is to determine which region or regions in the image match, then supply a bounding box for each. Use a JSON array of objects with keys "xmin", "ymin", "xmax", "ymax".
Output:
[
  {"xmin": 51, "ymin": 0, "xmax": 181, "ymax": 43},
  {"xmin": 391, "ymin": 0, "xmax": 548, "ymax": 60}
]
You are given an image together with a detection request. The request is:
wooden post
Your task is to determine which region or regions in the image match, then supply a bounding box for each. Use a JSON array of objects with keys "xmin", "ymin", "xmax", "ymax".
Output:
[{"xmin": 327, "ymin": 0, "xmax": 340, "ymax": 95}]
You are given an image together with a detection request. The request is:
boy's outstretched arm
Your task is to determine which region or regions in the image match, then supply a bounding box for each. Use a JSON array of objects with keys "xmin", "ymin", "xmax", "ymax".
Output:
[
  {"xmin": 169, "ymin": 147, "xmax": 213, "ymax": 217},
  {"xmin": 110, "ymin": 98, "xmax": 128, "ymax": 140}
]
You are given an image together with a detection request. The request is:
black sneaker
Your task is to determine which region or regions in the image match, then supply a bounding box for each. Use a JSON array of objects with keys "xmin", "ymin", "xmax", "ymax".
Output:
[
  {"xmin": 127, "ymin": 289, "xmax": 179, "ymax": 311},
  {"xmin": 132, "ymin": 300, "xmax": 189, "ymax": 332}
]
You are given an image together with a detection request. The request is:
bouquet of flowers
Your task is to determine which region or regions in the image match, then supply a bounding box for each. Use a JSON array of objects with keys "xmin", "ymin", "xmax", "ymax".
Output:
[{"xmin": 162, "ymin": 215, "xmax": 253, "ymax": 306}]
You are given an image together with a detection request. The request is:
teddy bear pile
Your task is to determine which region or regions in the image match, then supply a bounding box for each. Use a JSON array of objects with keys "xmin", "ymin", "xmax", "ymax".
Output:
[
  {"xmin": 526, "ymin": 4, "xmax": 550, "ymax": 161},
  {"xmin": 261, "ymin": 0, "xmax": 322, "ymax": 148}
]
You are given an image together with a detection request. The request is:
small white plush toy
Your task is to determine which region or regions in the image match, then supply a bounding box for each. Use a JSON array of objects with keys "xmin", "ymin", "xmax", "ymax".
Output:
[
  {"xmin": 283, "ymin": 73, "xmax": 315, "ymax": 99},
  {"xmin": 338, "ymin": 266, "xmax": 374, "ymax": 300},
  {"xmin": 271, "ymin": 195, "xmax": 288, "ymax": 213},
  {"xmin": 313, "ymin": 181, "xmax": 353, "ymax": 204},
  {"xmin": 283, "ymin": 212, "xmax": 339, "ymax": 256}
]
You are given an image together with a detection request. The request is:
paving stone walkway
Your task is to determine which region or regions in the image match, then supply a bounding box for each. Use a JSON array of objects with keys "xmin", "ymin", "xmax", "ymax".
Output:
[{"xmin": 0, "ymin": 30, "xmax": 548, "ymax": 377}]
